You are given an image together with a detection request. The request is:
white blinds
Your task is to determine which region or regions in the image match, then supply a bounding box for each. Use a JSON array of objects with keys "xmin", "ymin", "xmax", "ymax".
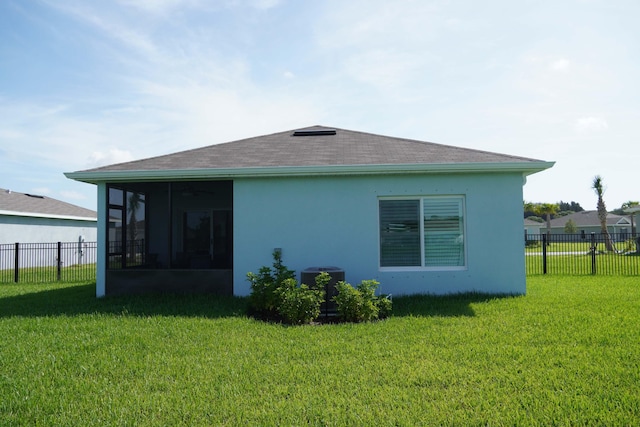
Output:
[
  {"xmin": 379, "ymin": 200, "xmax": 421, "ymax": 266},
  {"xmin": 379, "ymin": 197, "xmax": 465, "ymax": 268},
  {"xmin": 423, "ymin": 198, "xmax": 464, "ymax": 266}
]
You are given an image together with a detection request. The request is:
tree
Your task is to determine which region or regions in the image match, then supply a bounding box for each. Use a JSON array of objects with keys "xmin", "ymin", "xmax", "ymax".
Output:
[
  {"xmin": 558, "ymin": 201, "xmax": 584, "ymax": 213},
  {"xmin": 524, "ymin": 201, "xmax": 559, "ymax": 244},
  {"xmin": 591, "ymin": 175, "xmax": 616, "ymax": 252},
  {"xmin": 564, "ymin": 219, "xmax": 577, "ymax": 234},
  {"xmin": 621, "ymin": 201, "xmax": 639, "ymax": 237},
  {"xmin": 127, "ymin": 192, "xmax": 143, "ymax": 264}
]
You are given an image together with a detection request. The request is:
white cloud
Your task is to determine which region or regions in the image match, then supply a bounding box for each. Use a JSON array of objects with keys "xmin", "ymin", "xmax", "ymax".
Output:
[
  {"xmin": 88, "ymin": 148, "xmax": 134, "ymax": 168},
  {"xmin": 575, "ymin": 116, "xmax": 609, "ymax": 132},
  {"xmin": 59, "ymin": 190, "xmax": 88, "ymax": 201},
  {"xmin": 250, "ymin": 0, "xmax": 282, "ymax": 10},
  {"xmin": 549, "ymin": 58, "xmax": 570, "ymax": 71},
  {"xmin": 32, "ymin": 187, "xmax": 52, "ymax": 196}
]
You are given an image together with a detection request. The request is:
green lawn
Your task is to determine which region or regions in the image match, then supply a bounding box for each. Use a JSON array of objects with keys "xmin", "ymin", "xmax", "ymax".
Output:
[{"xmin": 1, "ymin": 277, "xmax": 639, "ymax": 426}]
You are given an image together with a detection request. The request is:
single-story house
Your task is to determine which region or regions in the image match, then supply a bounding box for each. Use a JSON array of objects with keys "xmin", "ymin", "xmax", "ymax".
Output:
[
  {"xmin": 524, "ymin": 218, "xmax": 543, "ymax": 240},
  {"xmin": 0, "ymin": 188, "xmax": 97, "ymax": 244},
  {"xmin": 547, "ymin": 210, "xmax": 631, "ymax": 238},
  {"xmin": 65, "ymin": 125, "xmax": 554, "ymax": 297}
]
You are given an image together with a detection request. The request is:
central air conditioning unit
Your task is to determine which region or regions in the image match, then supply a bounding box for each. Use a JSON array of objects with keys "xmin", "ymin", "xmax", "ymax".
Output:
[{"xmin": 300, "ymin": 266, "xmax": 345, "ymax": 318}]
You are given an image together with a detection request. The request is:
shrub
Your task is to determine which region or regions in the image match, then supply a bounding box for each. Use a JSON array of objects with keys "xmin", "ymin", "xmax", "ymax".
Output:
[
  {"xmin": 247, "ymin": 250, "xmax": 295, "ymax": 319},
  {"xmin": 248, "ymin": 253, "xmax": 391, "ymax": 324},
  {"xmin": 275, "ymin": 277, "xmax": 324, "ymax": 325},
  {"xmin": 247, "ymin": 251, "xmax": 325, "ymax": 324},
  {"xmin": 333, "ymin": 279, "xmax": 391, "ymax": 322},
  {"xmin": 376, "ymin": 294, "xmax": 393, "ymax": 319}
]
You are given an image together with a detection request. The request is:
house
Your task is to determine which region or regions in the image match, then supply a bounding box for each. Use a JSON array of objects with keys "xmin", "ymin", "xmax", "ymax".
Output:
[
  {"xmin": 0, "ymin": 188, "xmax": 97, "ymax": 244},
  {"xmin": 524, "ymin": 218, "xmax": 543, "ymax": 240},
  {"xmin": 548, "ymin": 210, "xmax": 632, "ymax": 238},
  {"xmin": 65, "ymin": 125, "xmax": 554, "ymax": 297}
]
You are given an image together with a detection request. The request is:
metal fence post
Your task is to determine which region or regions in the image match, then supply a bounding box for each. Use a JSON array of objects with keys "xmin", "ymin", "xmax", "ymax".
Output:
[
  {"xmin": 57, "ymin": 242, "xmax": 62, "ymax": 281},
  {"xmin": 542, "ymin": 234, "xmax": 547, "ymax": 274},
  {"xmin": 14, "ymin": 242, "xmax": 19, "ymax": 283},
  {"xmin": 590, "ymin": 232, "xmax": 597, "ymax": 275}
]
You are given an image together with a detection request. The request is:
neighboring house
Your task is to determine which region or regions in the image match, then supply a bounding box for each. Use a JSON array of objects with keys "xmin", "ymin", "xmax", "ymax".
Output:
[
  {"xmin": 0, "ymin": 188, "xmax": 97, "ymax": 243},
  {"xmin": 524, "ymin": 218, "xmax": 543, "ymax": 240},
  {"xmin": 65, "ymin": 125, "xmax": 554, "ymax": 297},
  {"xmin": 548, "ymin": 210, "xmax": 632, "ymax": 238}
]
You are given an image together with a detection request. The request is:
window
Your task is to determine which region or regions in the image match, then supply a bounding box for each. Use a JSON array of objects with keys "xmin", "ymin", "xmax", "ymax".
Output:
[
  {"xmin": 379, "ymin": 196, "xmax": 465, "ymax": 269},
  {"xmin": 107, "ymin": 186, "xmax": 146, "ymax": 269}
]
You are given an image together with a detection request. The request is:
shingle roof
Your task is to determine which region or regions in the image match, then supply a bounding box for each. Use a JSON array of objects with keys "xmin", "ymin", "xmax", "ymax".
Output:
[
  {"xmin": 549, "ymin": 210, "xmax": 630, "ymax": 228},
  {"xmin": 74, "ymin": 125, "xmax": 549, "ymax": 173},
  {"xmin": 524, "ymin": 218, "xmax": 544, "ymax": 227},
  {"xmin": 0, "ymin": 188, "xmax": 96, "ymax": 220}
]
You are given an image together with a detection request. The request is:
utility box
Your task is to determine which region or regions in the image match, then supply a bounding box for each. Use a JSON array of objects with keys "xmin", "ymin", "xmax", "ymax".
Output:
[{"xmin": 301, "ymin": 266, "xmax": 345, "ymax": 317}]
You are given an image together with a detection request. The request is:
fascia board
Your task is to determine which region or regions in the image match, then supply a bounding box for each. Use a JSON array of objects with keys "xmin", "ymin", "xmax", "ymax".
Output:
[
  {"xmin": 65, "ymin": 161, "xmax": 555, "ymax": 183},
  {"xmin": 0, "ymin": 210, "xmax": 97, "ymax": 222}
]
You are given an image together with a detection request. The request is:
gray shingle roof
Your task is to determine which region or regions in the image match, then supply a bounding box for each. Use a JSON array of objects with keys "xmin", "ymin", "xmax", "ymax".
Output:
[
  {"xmin": 76, "ymin": 125, "xmax": 548, "ymax": 173},
  {"xmin": 549, "ymin": 211, "xmax": 630, "ymax": 228},
  {"xmin": 0, "ymin": 188, "xmax": 96, "ymax": 220}
]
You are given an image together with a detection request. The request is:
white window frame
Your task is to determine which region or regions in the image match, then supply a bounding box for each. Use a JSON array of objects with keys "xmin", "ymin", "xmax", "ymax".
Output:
[{"xmin": 379, "ymin": 195, "xmax": 468, "ymax": 271}]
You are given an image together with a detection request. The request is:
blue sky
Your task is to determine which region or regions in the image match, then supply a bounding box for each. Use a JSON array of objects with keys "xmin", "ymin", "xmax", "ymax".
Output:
[{"xmin": 1, "ymin": 0, "xmax": 638, "ymax": 212}]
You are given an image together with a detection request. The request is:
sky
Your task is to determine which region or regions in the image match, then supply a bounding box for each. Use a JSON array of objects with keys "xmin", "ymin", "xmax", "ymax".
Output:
[{"xmin": 1, "ymin": 0, "xmax": 638, "ymax": 212}]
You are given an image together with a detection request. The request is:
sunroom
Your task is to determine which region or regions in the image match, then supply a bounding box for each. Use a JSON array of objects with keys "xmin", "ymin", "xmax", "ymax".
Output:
[{"xmin": 104, "ymin": 180, "xmax": 233, "ymax": 295}]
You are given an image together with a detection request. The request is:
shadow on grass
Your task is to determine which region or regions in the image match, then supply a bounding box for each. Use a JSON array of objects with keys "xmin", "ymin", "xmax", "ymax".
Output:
[
  {"xmin": 0, "ymin": 282, "xmax": 519, "ymax": 320},
  {"xmin": 0, "ymin": 282, "xmax": 248, "ymax": 319},
  {"xmin": 391, "ymin": 293, "xmax": 519, "ymax": 317}
]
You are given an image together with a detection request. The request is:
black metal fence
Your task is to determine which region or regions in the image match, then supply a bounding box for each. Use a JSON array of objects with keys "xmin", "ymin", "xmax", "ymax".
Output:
[
  {"xmin": 2, "ymin": 233, "xmax": 639, "ymax": 283},
  {"xmin": 526, "ymin": 232, "xmax": 640, "ymax": 275},
  {"xmin": 0, "ymin": 241, "xmax": 97, "ymax": 283}
]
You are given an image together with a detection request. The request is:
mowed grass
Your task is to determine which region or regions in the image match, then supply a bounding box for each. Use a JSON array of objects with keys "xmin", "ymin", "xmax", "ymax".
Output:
[{"xmin": 1, "ymin": 277, "xmax": 639, "ymax": 426}]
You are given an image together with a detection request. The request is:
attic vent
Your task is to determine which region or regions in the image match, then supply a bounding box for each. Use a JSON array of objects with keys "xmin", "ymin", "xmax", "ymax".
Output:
[
  {"xmin": 292, "ymin": 128, "xmax": 337, "ymax": 136},
  {"xmin": 25, "ymin": 193, "xmax": 45, "ymax": 199}
]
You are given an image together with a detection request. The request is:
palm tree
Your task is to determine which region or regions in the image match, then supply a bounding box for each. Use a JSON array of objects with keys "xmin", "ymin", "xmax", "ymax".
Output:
[
  {"xmin": 525, "ymin": 201, "xmax": 558, "ymax": 245},
  {"xmin": 592, "ymin": 175, "xmax": 615, "ymax": 252},
  {"xmin": 127, "ymin": 192, "xmax": 142, "ymax": 263}
]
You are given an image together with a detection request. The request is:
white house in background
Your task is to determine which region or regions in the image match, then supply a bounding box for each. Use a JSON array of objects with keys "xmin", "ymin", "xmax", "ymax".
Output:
[
  {"xmin": 547, "ymin": 210, "xmax": 632, "ymax": 238},
  {"xmin": 0, "ymin": 188, "xmax": 97, "ymax": 244},
  {"xmin": 524, "ymin": 218, "xmax": 543, "ymax": 240}
]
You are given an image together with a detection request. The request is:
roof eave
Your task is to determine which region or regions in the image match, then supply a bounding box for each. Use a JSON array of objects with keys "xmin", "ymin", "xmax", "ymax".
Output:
[
  {"xmin": 65, "ymin": 161, "xmax": 555, "ymax": 184},
  {"xmin": 0, "ymin": 209, "xmax": 97, "ymax": 221}
]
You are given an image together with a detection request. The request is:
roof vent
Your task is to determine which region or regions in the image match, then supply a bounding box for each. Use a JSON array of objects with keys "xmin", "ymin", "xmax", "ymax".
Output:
[
  {"xmin": 25, "ymin": 193, "xmax": 45, "ymax": 199},
  {"xmin": 292, "ymin": 128, "xmax": 337, "ymax": 137}
]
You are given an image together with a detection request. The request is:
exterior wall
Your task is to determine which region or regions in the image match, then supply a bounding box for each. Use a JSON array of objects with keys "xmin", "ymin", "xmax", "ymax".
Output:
[
  {"xmin": 233, "ymin": 172, "xmax": 526, "ymax": 296},
  {"xmin": 0, "ymin": 214, "xmax": 97, "ymax": 244}
]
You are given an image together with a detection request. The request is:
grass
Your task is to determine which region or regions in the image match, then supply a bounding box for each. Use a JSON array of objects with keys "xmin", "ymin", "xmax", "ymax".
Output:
[
  {"xmin": 526, "ymin": 252, "xmax": 640, "ymax": 275},
  {"xmin": 0, "ymin": 263, "xmax": 97, "ymax": 284},
  {"xmin": 1, "ymin": 277, "xmax": 639, "ymax": 426}
]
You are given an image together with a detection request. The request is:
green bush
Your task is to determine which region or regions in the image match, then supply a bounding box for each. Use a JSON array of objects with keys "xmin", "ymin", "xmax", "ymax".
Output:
[
  {"xmin": 333, "ymin": 279, "xmax": 391, "ymax": 322},
  {"xmin": 247, "ymin": 252, "xmax": 325, "ymax": 324},
  {"xmin": 247, "ymin": 250, "xmax": 295, "ymax": 319},
  {"xmin": 376, "ymin": 294, "xmax": 393, "ymax": 319},
  {"xmin": 248, "ymin": 254, "xmax": 391, "ymax": 324},
  {"xmin": 275, "ymin": 277, "xmax": 324, "ymax": 325}
]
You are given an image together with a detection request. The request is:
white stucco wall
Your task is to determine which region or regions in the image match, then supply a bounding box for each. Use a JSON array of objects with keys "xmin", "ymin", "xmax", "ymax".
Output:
[
  {"xmin": 233, "ymin": 172, "xmax": 526, "ymax": 297},
  {"xmin": 0, "ymin": 214, "xmax": 97, "ymax": 244}
]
